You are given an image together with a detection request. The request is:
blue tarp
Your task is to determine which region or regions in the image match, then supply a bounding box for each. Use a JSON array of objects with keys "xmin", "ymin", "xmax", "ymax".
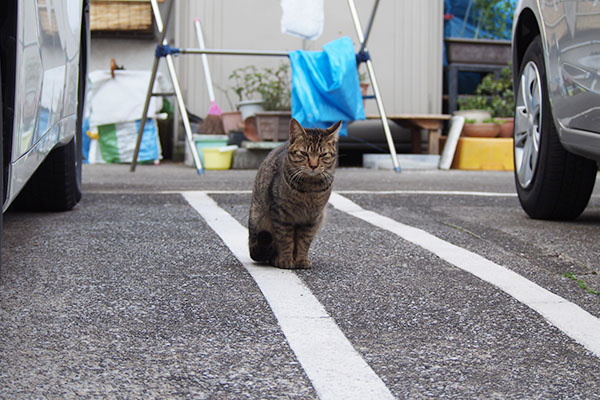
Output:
[
  {"xmin": 289, "ymin": 37, "xmax": 365, "ymax": 136},
  {"xmin": 444, "ymin": 0, "xmax": 516, "ymax": 95},
  {"xmin": 444, "ymin": 0, "xmax": 516, "ymax": 41}
]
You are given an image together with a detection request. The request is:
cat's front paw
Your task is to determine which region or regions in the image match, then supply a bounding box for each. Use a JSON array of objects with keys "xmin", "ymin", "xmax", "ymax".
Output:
[
  {"xmin": 295, "ymin": 258, "xmax": 312, "ymax": 269},
  {"xmin": 273, "ymin": 256, "xmax": 296, "ymax": 269}
]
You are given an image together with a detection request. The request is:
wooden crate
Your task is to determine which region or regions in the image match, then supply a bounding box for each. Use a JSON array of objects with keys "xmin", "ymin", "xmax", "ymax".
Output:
[{"xmin": 255, "ymin": 111, "xmax": 291, "ymax": 142}]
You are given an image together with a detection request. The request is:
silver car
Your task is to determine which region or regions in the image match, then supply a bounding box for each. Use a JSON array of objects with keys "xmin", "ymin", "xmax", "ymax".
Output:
[
  {"xmin": 1, "ymin": 0, "xmax": 88, "ymax": 260},
  {"xmin": 512, "ymin": 0, "xmax": 600, "ymax": 220}
]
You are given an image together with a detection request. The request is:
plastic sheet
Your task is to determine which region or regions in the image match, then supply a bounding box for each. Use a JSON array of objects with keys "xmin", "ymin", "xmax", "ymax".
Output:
[{"xmin": 289, "ymin": 37, "xmax": 365, "ymax": 136}]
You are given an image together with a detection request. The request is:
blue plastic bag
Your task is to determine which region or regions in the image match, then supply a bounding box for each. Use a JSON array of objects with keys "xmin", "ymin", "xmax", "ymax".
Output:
[{"xmin": 289, "ymin": 37, "xmax": 365, "ymax": 136}]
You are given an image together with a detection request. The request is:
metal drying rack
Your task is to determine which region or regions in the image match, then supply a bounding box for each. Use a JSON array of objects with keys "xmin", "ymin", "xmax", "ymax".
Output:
[{"xmin": 130, "ymin": 0, "xmax": 401, "ymax": 173}]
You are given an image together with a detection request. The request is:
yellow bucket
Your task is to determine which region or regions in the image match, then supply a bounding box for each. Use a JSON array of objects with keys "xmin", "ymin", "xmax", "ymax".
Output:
[{"xmin": 201, "ymin": 146, "xmax": 235, "ymax": 170}]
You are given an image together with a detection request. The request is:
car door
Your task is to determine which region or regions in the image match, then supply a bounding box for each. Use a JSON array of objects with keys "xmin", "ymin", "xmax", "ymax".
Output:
[{"xmin": 542, "ymin": 0, "xmax": 600, "ymax": 134}]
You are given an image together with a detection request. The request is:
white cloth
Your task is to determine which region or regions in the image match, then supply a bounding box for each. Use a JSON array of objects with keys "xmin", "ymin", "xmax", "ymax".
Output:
[
  {"xmin": 85, "ymin": 70, "xmax": 167, "ymax": 128},
  {"xmin": 280, "ymin": 0, "xmax": 324, "ymax": 40}
]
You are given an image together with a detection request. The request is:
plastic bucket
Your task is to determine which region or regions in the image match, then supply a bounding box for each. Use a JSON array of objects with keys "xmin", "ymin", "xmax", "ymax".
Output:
[
  {"xmin": 201, "ymin": 145, "xmax": 237, "ymax": 170},
  {"xmin": 184, "ymin": 134, "xmax": 228, "ymax": 167}
]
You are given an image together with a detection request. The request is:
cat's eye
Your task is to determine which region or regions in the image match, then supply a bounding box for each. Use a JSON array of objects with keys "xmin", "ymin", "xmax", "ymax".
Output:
[
  {"xmin": 296, "ymin": 151, "xmax": 308, "ymax": 158},
  {"xmin": 319, "ymin": 153, "xmax": 331, "ymax": 159}
]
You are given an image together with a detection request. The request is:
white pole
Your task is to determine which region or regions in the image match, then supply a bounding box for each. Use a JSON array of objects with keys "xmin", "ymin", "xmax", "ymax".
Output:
[
  {"xmin": 347, "ymin": 0, "xmax": 401, "ymax": 172},
  {"xmin": 439, "ymin": 116, "xmax": 464, "ymax": 170}
]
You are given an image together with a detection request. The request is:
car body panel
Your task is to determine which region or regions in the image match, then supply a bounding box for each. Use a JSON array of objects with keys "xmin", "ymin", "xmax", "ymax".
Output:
[
  {"xmin": 5, "ymin": 0, "xmax": 83, "ymax": 211},
  {"xmin": 514, "ymin": 0, "xmax": 600, "ymax": 161}
]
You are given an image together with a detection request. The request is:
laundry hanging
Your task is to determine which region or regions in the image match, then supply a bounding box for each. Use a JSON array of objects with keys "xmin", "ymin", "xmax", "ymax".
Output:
[
  {"xmin": 289, "ymin": 37, "xmax": 365, "ymax": 136},
  {"xmin": 280, "ymin": 0, "xmax": 324, "ymax": 40}
]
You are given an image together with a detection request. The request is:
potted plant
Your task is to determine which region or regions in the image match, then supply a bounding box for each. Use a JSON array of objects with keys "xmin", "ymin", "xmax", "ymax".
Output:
[
  {"xmin": 229, "ymin": 65, "xmax": 266, "ymax": 120},
  {"xmin": 229, "ymin": 62, "xmax": 292, "ymax": 142},
  {"xmin": 488, "ymin": 65, "xmax": 515, "ymax": 137},
  {"xmin": 458, "ymin": 64, "xmax": 514, "ymax": 138}
]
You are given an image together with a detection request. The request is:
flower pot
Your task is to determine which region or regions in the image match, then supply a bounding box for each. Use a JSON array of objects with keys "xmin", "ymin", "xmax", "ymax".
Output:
[
  {"xmin": 243, "ymin": 116, "xmax": 259, "ymax": 142},
  {"xmin": 237, "ymin": 100, "xmax": 264, "ymax": 120},
  {"xmin": 360, "ymin": 82, "xmax": 369, "ymax": 109},
  {"xmin": 462, "ymin": 122, "xmax": 501, "ymax": 138},
  {"xmin": 221, "ymin": 111, "xmax": 243, "ymax": 133},
  {"xmin": 255, "ymin": 111, "xmax": 291, "ymax": 142},
  {"xmin": 497, "ymin": 118, "xmax": 514, "ymax": 138}
]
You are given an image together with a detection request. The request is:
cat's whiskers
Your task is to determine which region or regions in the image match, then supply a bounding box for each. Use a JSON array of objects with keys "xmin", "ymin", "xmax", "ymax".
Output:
[
  {"xmin": 319, "ymin": 171, "xmax": 333, "ymax": 186},
  {"xmin": 289, "ymin": 167, "xmax": 305, "ymax": 185}
]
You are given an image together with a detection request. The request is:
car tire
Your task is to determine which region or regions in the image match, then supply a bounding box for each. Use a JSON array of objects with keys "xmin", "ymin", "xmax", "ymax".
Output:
[
  {"xmin": 11, "ymin": 135, "xmax": 81, "ymax": 212},
  {"xmin": 10, "ymin": 6, "xmax": 87, "ymax": 212},
  {"xmin": 513, "ymin": 36, "xmax": 597, "ymax": 220}
]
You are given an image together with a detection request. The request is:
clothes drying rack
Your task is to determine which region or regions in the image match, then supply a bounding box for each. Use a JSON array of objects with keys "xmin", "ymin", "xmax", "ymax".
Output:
[{"xmin": 130, "ymin": 0, "xmax": 401, "ymax": 173}]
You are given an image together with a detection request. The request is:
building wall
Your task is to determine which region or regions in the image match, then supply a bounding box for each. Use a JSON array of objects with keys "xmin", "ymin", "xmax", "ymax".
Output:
[{"xmin": 173, "ymin": 0, "xmax": 444, "ymax": 117}]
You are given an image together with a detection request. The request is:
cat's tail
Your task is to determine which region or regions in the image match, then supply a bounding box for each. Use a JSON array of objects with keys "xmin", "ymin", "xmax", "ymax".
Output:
[{"xmin": 249, "ymin": 230, "xmax": 276, "ymax": 263}]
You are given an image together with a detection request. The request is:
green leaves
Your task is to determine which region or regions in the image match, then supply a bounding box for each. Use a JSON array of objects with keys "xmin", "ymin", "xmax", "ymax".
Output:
[
  {"xmin": 472, "ymin": 0, "xmax": 515, "ymax": 40},
  {"xmin": 563, "ymin": 272, "xmax": 600, "ymax": 296},
  {"xmin": 228, "ymin": 63, "xmax": 291, "ymax": 111},
  {"xmin": 458, "ymin": 63, "xmax": 515, "ymax": 117}
]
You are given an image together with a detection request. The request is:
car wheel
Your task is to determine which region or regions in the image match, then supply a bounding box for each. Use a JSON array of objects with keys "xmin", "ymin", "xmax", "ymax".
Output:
[{"xmin": 513, "ymin": 36, "xmax": 597, "ymax": 220}]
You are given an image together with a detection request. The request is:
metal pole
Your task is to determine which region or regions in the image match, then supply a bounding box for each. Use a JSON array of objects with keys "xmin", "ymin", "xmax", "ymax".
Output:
[
  {"xmin": 149, "ymin": 0, "xmax": 164, "ymax": 32},
  {"xmin": 130, "ymin": 0, "xmax": 173, "ymax": 172},
  {"xmin": 359, "ymin": 0, "xmax": 380, "ymax": 55},
  {"xmin": 165, "ymin": 54, "xmax": 204, "ymax": 174},
  {"xmin": 131, "ymin": 0, "xmax": 204, "ymax": 174},
  {"xmin": 180, "ymin": 48, "xmax": 290, "ymax": 57},
  {"xmin": 347, "ymin": 0, "xmax": 401, "ymax": 172}
]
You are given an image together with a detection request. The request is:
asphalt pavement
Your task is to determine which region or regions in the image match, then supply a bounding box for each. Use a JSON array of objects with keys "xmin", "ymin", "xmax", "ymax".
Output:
[{"xmin": 1, "ymin": 162, "xmax": 599, "ymax": 399}]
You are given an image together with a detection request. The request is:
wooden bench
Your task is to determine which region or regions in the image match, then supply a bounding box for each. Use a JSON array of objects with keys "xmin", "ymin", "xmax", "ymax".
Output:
[{"xmin": 367, "ymin": 114, "xmax": 451, "ymax": 154}]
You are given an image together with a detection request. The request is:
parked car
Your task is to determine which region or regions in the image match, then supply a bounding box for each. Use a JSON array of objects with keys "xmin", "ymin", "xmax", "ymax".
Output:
[
  {"xmin": 1, "ymin": 0, "xmax": 88, "ymax": 262},
  {"xmin": 512, "ymin": 0, "xmax": 600, "ymax": 220}
]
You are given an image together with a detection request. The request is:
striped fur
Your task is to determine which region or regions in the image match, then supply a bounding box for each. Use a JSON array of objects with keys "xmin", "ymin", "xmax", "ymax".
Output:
[{"xmin": 249, "ymin": 119, "xmax": 341, "ymax": 269}]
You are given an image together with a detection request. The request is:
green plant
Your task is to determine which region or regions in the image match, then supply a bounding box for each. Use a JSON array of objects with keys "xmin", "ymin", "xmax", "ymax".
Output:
[
  {"xmin": 458, "ymin": 63, "xmax": 514, "ymax": 118},
  {"xmin": 563, "ymin": 272, "xmax": 600, "ymax": 296},
  {"xmin": 228, "ymin": 62, "xmax": 291, "ymax": 111},
  {"xmin": 228, "ymin": 65, "xmax": 262, "ymax": 102},
  {"xmin": 472, "ymin": 0, "xmax": 515, "ymax": 40}
]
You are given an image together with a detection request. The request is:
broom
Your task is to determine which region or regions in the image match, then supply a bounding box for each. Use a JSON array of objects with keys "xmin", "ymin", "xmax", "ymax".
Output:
[{"xmin": 194, "ymin": 18, "xmax": 225, "ymax": 134}]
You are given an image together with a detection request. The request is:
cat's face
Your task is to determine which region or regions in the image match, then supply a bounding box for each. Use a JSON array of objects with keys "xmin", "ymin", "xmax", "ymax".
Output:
[{"xmin": 286, "ymin": 119, "xmax": 340, "ymax": 178}]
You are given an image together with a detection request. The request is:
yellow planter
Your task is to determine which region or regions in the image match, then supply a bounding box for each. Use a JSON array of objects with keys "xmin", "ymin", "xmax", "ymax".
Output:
[{"xmin": 444, "ymin": 137, "xmax": 514, "ymax": 171}]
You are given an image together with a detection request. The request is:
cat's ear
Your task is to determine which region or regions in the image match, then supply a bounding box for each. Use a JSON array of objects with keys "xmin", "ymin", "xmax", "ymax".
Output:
[
  {"xmin": 289, "ymin": 118, "xmax": 305, "ymax": 143},
  {"xmin": 325, "ymin": 121, "xmax": 342, "ymax": 140}
]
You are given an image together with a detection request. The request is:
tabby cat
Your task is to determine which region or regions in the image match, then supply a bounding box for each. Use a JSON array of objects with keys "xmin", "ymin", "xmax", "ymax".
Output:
[{"xmin": 248, "ymin": 118, "xmax": 341, "ymax": 269}]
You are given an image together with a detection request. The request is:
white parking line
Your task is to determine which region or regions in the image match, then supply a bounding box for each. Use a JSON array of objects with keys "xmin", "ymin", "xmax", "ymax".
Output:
[
  {"xmin": 181, "ymin": 191, "xmax": 395, "ymax": 400},
  {"xmin": 328, "ymin": 193, "xmax": 600, "ymax": 359},
  {"xmin": 335, "ymin": 190, "xmax": 517, "ymax": 197}
]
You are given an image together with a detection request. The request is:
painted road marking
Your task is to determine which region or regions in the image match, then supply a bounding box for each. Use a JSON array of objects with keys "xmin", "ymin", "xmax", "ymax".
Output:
[
  {"xmin": 329, "ymin": 192, "xmax": 600, "ymax": 359},
  {"xmin": 182, "ymin": 191, "xmax": 395, "ymax": 400},
  {"xmin": 335, "ymin": 190, "xmax": 517, "ymax": 197}
]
